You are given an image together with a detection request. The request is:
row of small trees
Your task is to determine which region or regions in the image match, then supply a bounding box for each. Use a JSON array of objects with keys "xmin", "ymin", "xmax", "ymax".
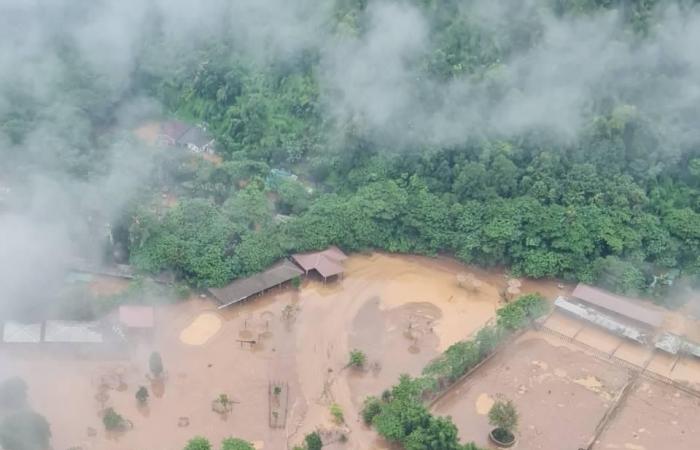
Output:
[
  {"xmin": 423, "ymin": 294, "xmax": 547, "ymax": 389},
  {"xmin": 184, "ymin": 436, "xmax": 254, "ymax": 450},
  {"xmin": 361, "ymin": 294, "xmax": 548, "ymax": 449}
]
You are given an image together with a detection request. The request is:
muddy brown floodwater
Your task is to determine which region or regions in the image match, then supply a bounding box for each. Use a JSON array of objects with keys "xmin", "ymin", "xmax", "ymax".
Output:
[
  {"xmin": 433, "ymin": 334, "xmax": 630, "ymax": 450},
  {"xmin": 0, "ymin": 253, "xmax": 566, "ymax": 450}
]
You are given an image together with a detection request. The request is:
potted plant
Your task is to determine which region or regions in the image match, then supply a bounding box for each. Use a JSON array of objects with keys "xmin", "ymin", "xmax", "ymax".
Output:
[{"xmin": 488, "ymin": 397, "xmax": 518, "ymax": 447}]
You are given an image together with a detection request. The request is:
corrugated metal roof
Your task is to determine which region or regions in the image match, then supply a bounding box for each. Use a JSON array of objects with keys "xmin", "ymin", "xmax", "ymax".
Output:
[
  {"xmin": 655, "ymin": 332, "xmax": 700, "ymax": 358},
  {"xmin": 572, "ymin": 284, "xmax": 664, "ymax": 328},
  {"xmin": 2, "ymin": 322, "xmax": 42, "ymax": 343},
  {"xmin": 554, "ymin": 297, "xmax": 648, "ymax": 344},
  {"xmin": 209, "ymin": 260, "xmax": 304, "ymax": 309},
  {"xmin": 44, "ymin": 321, "xmax": 103, "ymax": 343}
]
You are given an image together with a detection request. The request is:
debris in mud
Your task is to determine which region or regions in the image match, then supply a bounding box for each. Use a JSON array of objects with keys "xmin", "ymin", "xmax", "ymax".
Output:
[
  {"xmin": 212, "ymin": 393, "xmax": 234, "ymax": 416},
  {"xmin": 178, "ymin": 417, "xmax": 189, "ymax": 427}
]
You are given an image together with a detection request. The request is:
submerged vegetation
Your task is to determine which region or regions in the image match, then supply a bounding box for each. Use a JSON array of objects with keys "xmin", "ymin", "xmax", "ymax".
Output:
[
  {"xmin": 2, "ymin": 2, "xmax": 700, "ymax": 449},
  {"xmin": 363, "ymin": 295, "xmax": 548, "ymax": 450}
]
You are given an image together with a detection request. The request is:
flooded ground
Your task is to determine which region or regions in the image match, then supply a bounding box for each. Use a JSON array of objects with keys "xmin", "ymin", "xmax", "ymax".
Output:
[
  {"xmin": 2, "ymin": 253, "xmax": 565, "ymax": 450},
  {"xmin": 3, "ymin": 252, "xmax": 698, "ymax": 449},
  {"xmin": 543, "ymin": 310, "xmax": 700, "ymax": 388},
  {"xmin": 595, "ymin": 380, "xmax": 700, "ymax": 450},
  {"xmin": 432, "ymin": 335, "xmax": 629, "ymax": 450}
]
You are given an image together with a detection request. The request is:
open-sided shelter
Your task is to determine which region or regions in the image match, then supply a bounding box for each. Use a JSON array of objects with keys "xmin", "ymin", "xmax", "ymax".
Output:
[{"xmin": 209, "ymin": 259, "xmax": 304, "ymax": 309}]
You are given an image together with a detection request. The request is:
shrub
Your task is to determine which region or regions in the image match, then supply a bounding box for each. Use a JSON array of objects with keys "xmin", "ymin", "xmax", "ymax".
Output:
[
  {"xmin": 361, "ymin": 396, "xmax": 382, "ymax": 425},
  {"xmin": 149, "ymin": 351, "xmax": 164, "ymax": 377},
  {"xmin": 184, "ymin": 436, "xmax": 211, "ymax": 450},
  {"xmin": 175, "ymin": 283, "xmax": 191, "ymax": 299},
  {"xmin": 474, "ymin": 325, "xmax": 502, "ymax": 358},
  {"xmin": 135, "ymin": 386, "xmax": 149, "ymax": 404},
  {"xmin": 0, "ymin": 411, "xmax": 51, "ymax": 450},
  {"xmin": 0, "ymin": 377, "xmax": 28, "ymax": 409},
  {"xmin": 348, "ymin": 349, "xmax": 366, "ymax": 368},
  {"xmin": 496, "ymin": 293, "xmax": 547, "ymax": 331},
  {"xmin": 488, "ymin": 398, "xmax": 518, "ymax": 440},
  {"xmin": 330, "ymin": 403, "xmax": 344, "ymax": 424},
  {"xmin": 291, "ymin": 276, "xmax": 301, "ymax": 289},
  {"xmin": 221, "ymin": 437, "xmax": 254, "ymax": 450},
  {"xmin": 304, "ymin": 431, "xmax": 322, "ymax": 450},
  {"xmin": 102, "ymin": 408, "xmax": 125, "ymax": 431}
]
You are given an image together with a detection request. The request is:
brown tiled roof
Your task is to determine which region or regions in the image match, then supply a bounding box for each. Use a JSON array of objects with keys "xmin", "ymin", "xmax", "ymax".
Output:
[
  {"xmin": 291, "ymin": 246, "xmax": 347, "ymax": 278},
  {"xmin": 209, "ymin": 260, "xmax": 303, "ymax": 308},
  {"xmin": 572, "ymin": 283, "xmax": 664, "ymax": 328}
]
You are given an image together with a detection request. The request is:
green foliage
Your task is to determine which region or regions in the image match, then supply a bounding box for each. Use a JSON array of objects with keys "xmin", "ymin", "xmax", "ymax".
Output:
[
  {"xmin": 102, "ymin": 408, "xmax": 125, "ymax": 431},
  {"xmin": 593, "ymin": 256, "xmax": 646, "ymax": 296},
  {"xmin": 330, "ymin": 403, "xmax": 344, "ymax": 424},
  {"xmin": 348, "ymin": 349, "xmax": 367, "ymax": 368},
  {"xmin": 304, "ymin": 432, "xmax": 323, "ymax": 450},
  {"xmin": 0, "ymin": 411, "xmax": 51, "ymax": 450},
  {"xmin": 220, "ymin": 437, "xmax": 255, "ymax": 450},
  {"xmin": 130, "ymin": 198, "xmax": 240, "ymax": 286},
  {"xmin": 184, "ymin": 436, "xmax": 211, "ymax": 450},
  {"xmin": 488, "ymin": 398, "xmax": 519, "ymax": 435},
  {"xmin": 423, "ymin": 297, "xmax": 543, "ymax": 388},
  {"xmin": 496, "ymin": 294, "xmax": 548, "ymax": 331},
  {"xmin": 361, "ymin": 396, "xmax": 382, "ymax": 425},
  {"xmin": 135, "ymin": 386, "xmax": 149, "ymax": 404},
  {"xmin": 275, "ymin": 178, "xmax": 311, "ymax": 215},
  {"xmin": 0, "ymin": 377, "xmax": 28, "ymax": 409},
  {"xmin": 423, "ymin": 340, "xmax": 480, "ymax": 383},
  {"xmin": 149, "ymin": 351, "xmax": 164, "ymax": 377}
]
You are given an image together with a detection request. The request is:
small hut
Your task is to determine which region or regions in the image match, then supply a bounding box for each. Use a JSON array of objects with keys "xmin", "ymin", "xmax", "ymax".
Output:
[{"xmin": 291, "ymin": 246, "xmax": 348, "ymax": 282}]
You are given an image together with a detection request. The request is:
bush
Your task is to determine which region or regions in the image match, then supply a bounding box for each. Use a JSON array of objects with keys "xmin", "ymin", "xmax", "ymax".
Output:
[
  {"xmin": 149, "ymin": 351, "xmax": 164, "ymax": 377},
  {"xmin": 488, "ymin": 398, "xmax": 518, "ymax": 438},
  {"xmin": 304, "ymin": 431, "xmax": 322, "ymax": 450},
  {"xmin": 102, "ymin": 408, "xmax": 125, "ymax": 431},
  {"xmin": 496, "ymin": 293, "xmax": 547, "ymax": 331},
  {"xmin": 221, "ymin": 437, "xmax": 254, "ymax": 450},
  {"xmin": 175, "ymin": 283, "xmax": 191, "ymax": 299},
  {"xmin": 0, "ymin": 411, "xmax": 51, "ymax": 450},
  {"xmin": 135, "ymin": 386, "xmax": 149, "ymax": 404},
  {"xmin": 361, "ymin": 396, "xmax": 382, "ymax": 425},
  {"xmin": 474, "ymin": 325, "xmax": 502, "ymax": 358},
  {"xmin": 184, "ymin": 436, "xmax": 211, "ymax": 450},
  {"xmin": 348, "ymin": 349, "xmax": 366, "ymax": 368},
  {"xmin": 330, "ymin": 403, "xmax": 344, "ymax": 424},
  {"xmin": 0, "ymin": 377, "xmax": 28, "ymax": 409}
]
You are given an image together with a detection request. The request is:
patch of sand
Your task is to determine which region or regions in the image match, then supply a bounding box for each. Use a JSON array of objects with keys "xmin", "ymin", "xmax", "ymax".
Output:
[
  {"xmin": 179, "ymin": 312, "xmax": 222, "ymax": 345},
  {"xmin": 475, "ymin": 393, "xmax": 494, "ymax": 415},
  {"xmin": 574, "ymin": 374, "xmax": 603, "ymax": 390}
]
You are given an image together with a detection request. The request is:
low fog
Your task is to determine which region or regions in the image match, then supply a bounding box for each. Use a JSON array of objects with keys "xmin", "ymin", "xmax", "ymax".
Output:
[{"xmin": 1, "ymin": 0, "xmax": 700, "ymax": 316}]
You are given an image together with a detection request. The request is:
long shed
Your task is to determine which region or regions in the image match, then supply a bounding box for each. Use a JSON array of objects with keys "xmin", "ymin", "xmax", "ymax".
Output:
[
  {"xmin": 209, "ymin": 260, "xmax": 303, "ymax": 309},
  {"xmin": 571, "ymin": 284, "xmax": 664, "ymax": 328}
]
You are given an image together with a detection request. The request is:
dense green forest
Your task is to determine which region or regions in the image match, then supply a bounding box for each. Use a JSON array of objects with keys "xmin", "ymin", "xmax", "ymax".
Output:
[{"xmin": 2, "ymin": 0, "xmax": 700, "ymax": 306}]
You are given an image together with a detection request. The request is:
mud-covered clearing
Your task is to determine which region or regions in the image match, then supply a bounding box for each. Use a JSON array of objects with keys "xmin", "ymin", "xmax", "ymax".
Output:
[{"xmin": 0, "ymin": 253, "xmax": 565, "ymax": 450}]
